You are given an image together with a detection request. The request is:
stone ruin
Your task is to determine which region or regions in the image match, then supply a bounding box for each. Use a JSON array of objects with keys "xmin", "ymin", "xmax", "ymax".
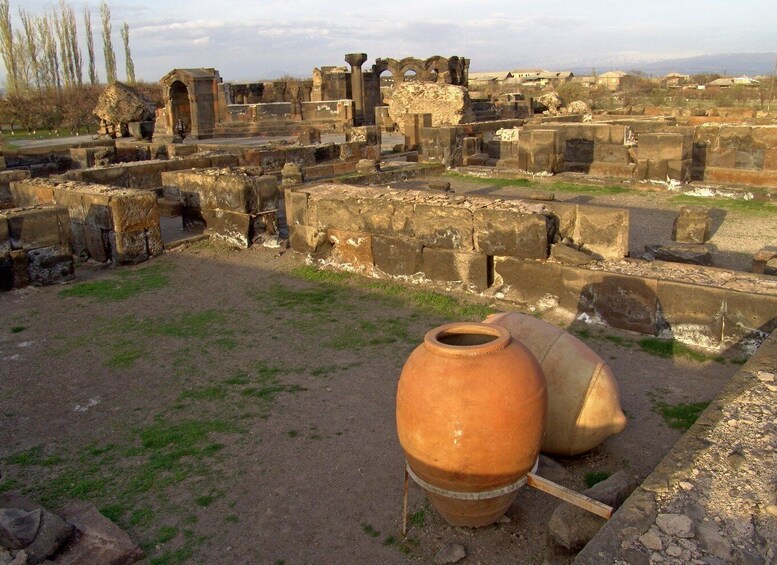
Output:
[{"xmin": 94, "ymin": 82, "xmax": 156, "ymax": 140}]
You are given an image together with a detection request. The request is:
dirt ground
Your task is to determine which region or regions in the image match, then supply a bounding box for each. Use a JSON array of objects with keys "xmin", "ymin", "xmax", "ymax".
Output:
[{"xmin": 0, "ymin": 240, "xmax": 743, "ymax": 564}]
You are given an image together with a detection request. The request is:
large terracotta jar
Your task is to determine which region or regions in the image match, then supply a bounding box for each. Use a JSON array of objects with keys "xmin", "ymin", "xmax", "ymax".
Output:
[
  {"xmin": 396, "ymin": 322, "xmax": 547, "ymax": 527},
  {"xmin": 484, "ymin": 312, "xmax": 627, "ymax": 456}
]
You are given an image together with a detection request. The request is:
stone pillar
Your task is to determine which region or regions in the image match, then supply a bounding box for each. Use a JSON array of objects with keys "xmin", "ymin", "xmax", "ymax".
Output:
[{"xmin": 345, "ymin": 53, "xmax": 368, "ymax": 126}]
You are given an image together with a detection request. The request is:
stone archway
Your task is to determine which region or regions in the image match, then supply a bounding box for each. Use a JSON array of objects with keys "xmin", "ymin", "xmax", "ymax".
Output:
[{"xmin": 169, "ymin": 80, "xmax": 192, "ymax": 133}]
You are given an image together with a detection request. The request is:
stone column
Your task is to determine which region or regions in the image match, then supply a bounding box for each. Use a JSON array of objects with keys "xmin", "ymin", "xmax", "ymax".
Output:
[{"xmin": 345, "ymin": 53, "xmax": 368, "ymax": 126}]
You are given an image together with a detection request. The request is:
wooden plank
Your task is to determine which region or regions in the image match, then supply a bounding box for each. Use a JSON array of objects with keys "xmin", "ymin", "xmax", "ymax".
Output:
[{"xmin": 527, "ymin": 473, "xmax": 613, "ymax": 519}]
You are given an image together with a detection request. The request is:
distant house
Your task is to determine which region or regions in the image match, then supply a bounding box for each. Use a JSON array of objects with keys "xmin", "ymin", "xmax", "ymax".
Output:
[
  {"xmin": 597, "ymin": 71, "xmax": 627, "ymax": 91},
  {"xmin": 468, "ymin": 71, "xmax": 515, "ymax": 86},
  {"xmin": 706, "ymin": 76, "xmax": 761, "ymax": 89},
  {"xmin": 662, "ymin": 72, "xmax": 691, "ymax": 87},
  {"xmin": 511, "ymin": 68, "xmax": 546, "ymax": 79},
  {"xmin": 520, "ymin": 71, "xmax": 575, "ymax": 87}
]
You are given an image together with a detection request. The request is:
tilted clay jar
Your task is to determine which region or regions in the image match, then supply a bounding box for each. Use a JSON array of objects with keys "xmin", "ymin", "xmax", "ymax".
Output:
[
  {"xmin": 484, "ymin": 312, "xmax": 627, "ymax": 456},
  {"xmin": 396, "ymin": 322, "xmax": 547, "ymax": 527}
]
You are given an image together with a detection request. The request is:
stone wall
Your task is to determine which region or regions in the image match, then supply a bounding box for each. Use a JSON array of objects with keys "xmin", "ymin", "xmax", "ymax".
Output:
[
  {"xmin": 286, "ymin": 184, "xmax": 629, "ymax": 292},
  {"xmin": 0, "ymin": 205, "xmax": 74, "ymax": 290},
  {"xmin": 574, "ymin": 328, "xmax": 777, "ymax": 564},
  {"xmin": 0, "ymin": 170, "xmax": 31, "ymax": 209},
  {"xmin": 161, "ymin": 168, "xmax": 280, "ymax": 248},
  {"xmin": 10, "ymin": 179, "xmax": 162, "ymax": 264},
  {"xmin": 53, "ymin": 155, "xmax": 239, "ymax": 190}
]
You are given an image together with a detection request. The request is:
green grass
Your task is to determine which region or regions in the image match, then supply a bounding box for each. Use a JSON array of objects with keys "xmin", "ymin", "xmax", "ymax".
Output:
[
  {"xmin": 638, "ymin": 338, "xmax": 725, "ymax": 363},
  {"xmin": 59, "ymin": 263, "xmax": 171, "ymax": 301},
  {"xmin": 443, "ymin": 172, "xmax": 631, "ymax": 195},
  {"xmin": 361, "ymin": 523, "xmax": 380, "ymax": 537},
  {"xmin": 6, "ymin": 446, "xmax": 62, "ymax": 467},
  {"xmin": 10, "ymin": 325, "xmax": 25, "ymax": 333},
  {"xmin": 106, "ymin": 342, "xmax": 145, "ymax": 369},
  {"xmin": 655, "ymin": 401, "xmax": 710, "ymax": 430},
  {"xmin": 409, "ymin": 508, "xmax": 426, "ymax": 528},
  {"xmin": 195, "ymin": 494, "xmax": 215, "ymax": 507},
  {"xmin": 671, "ymin": 194, "xmax": 776, "ymax": 216},
  {"xmin": 584, "ymin": 471, "xmax": 612, "ymax": 488},
  {"xmin": 178, "ymin": 387, "xmax": 227, "ymax": 402}
]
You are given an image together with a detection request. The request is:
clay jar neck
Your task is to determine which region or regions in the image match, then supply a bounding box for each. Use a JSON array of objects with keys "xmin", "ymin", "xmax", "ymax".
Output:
[{"xmin": 423, "ymin": 323, "xmax": 511, "ymax": 358}]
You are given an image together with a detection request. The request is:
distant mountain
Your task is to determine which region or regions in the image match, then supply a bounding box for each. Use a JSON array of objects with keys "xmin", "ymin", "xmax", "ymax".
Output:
[{"xmin": 569, "ymin": 53, "xmax": 777, "ymax": 78}]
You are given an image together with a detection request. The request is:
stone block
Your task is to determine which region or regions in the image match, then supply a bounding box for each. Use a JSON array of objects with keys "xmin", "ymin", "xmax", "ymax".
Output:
[
  {"xmin": 327, "ymin": 228, "xmax": 373, "ymax": 269},
  {"xmin": 752, "ymin": 246, "xmax": 777, "ymax": 274},
  {"xmin": 26, "ymin": 244, "xmax": 74, "ymax": 285},
  {"xmin": 10, "ymin": 249, "xmax": 29, "ymax": 288},
  {"xmin": 705, "ymin": 147, "xmax": 738, "ymax": 168},
  {"xmin": 202, "ymin": 208, "xmax": 252, "ymax": 248},
  {"xmin": 421, "ymin": 247, "xmax": 488, "ymax": 291},
  {"xmin": 473, "ymin": 208, "xmax": 550, "ymax": 259},
  {"xmin": 723, "ymin": 290, "xmax": 777, "ymax": 341},
  {"xmin": 5, "ymin": 207, "xmax": 65, "ymax": 250},
  {"xmin": 146, "ymin": 225, "xmax": 164, "ymax": 257},
  {"xmin": 763, "ymin": 148, "xmax": 777, "ymax": 170},
  {"xmin": 311, "ymin": 197, "xmax": 363, "ymax": 231},
  {"xmin": 413, "ymin": 203, "xmax": 473, "ymax": 250},
  {"xmin": 109, "ymin": 191, "xmax": 160, "ymax": 233},
  {"xmin": 656, "ymin": 280, "xmax": 725, "ymax": 347},
  {"xmin": 372, "ymin": 235, "xmax": 422, "ymax": 277},
  {"xmin": 644, "ymin": 244, "xmax": 711, "ymax": 266},
  {"xmin": 286, "ymin": 190, "xmax": 310, "ymax": 226},
  {"xmin": 53, "ymin": 187, "xmax": 88, "ymax": 222},
  {"xmin": 646, "ymin": 159, "xmax": 668, "ymax": 181},
  {"xmin": 638, "ymin": 133, "xmax": 689, "ymax": 161},
  {"xmin": 666, "ymin": 159, "xmax": 691, "ymax": 182},
  {"xmin": 70, "ymin": 221, "xmax": 88, "ymax": 259},
  {"xmin": 289, "ymin": 224, "xmax": 327, "ymax": 254},
  {"xmin": 494, "ymin": 257, "xmax": 565, "ymax": 305},
  {"xmin": 593, "ymin": 144, "xmax": 630, "ymax": 163},
  {"xmin": 110, "ymin": 229, "xmax": 148, "ymax": 264},
  {"xmin": 578, "ymin": 272, "xmax": 659, "ymax": 334},
  {"xmin": 672, "ymin": 206, "xmax": 711, "ymax": 243},
  {"xmin": 587, "ymin": 162, "xmax": 636, "ymax": 179},
  {"xmin": 84, "ymin": 227, "xmax": 110, "ymax": 262},
  {"xmin": 0, "ymin": 217, "xmax": 8, "ymax": 254},
  {"xmin": 574, "ymin": 205, "xmax": 629, "ymax": 259},
  {"xmin": 209, "ymin": 153, "xmax": 240, "ymax": 168},
  {"xmin": 81, "ymin": 192, "xmax": 112, "ymax": 230}
]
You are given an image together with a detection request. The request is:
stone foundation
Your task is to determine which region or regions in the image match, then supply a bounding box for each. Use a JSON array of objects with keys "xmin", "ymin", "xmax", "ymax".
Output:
[
  {"xmin": 10, "ymin": 179, "xmax": 162, "ymax": 264},
  {"xmin": 0, "ymin": 206, "xmax": 74, "ymax": 290}
]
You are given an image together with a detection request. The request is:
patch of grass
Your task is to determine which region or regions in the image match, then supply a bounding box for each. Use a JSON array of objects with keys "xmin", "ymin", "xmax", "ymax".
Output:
[
  {"xmin": 409, "ymin": 508, "xmax": 426, "ymax": 528},
  {"xmin": 287, "ymin": 430, "xmax": 299, "ymax": 438},
  {"xmin": 638, "ymin": 338, "xmax": 724, "ymax": 363},
  {"xmin": 195, "ymin": 494, "xmax": 214, "ymax": 507},
  {"xmin": 10, "ymin": 325, "xmax": 25, "ymax": 333},
  {"xmin": 178, "ymin": 387, "xmax": 227, "ymax": 402},
  {"xmin": 383, "ymin": 535, "xmax": 396, "ymax": 546},
  {"xmin": 584, "ymin": 471, "xmax": 612, "ymax": 488},
  {"xmin": 730, "ymin": 356, "xmax": 749, "ymax": 366},
  {"xmin": 603, "ymin": 334, "xmax": 631, "ymax": 347},
  {"xmin": 361, "ymin": 523, "xmax": 380, "ymax": 537},
  {"xmin": 573, "ymin": 328, "xmax": 592, "ymax": 340},
  {"xmin": 289, "ymin": 265, "xmax": 352, "ymax": 284},
  {"xmin": 100, "ymin": 504, "xmax": 126, "ymax": 523},
  {"xmin": 6, "ymin": 446, "xmax": 62, "ymax": 467},
  {"xmin": 106, "ymin": 343, "xmax": 144, "ymax": 369},
  {"xmin": 671, "ymin": 194, "xmax": 776, "ymax": 216},
  {"xmin": 150, "ymin": 547, "xmax": 194, "ymax": 565},
  {"xmin": 224, "ymin": 372, "xmax": 250, "ymax": 385},
  {"xmin": 0, "ymin": 479, "xmax": 21, "ymax": 494},
  {"xmin": 59, "ymin": 263, "xmax": 171, "ymax": 301},
  {"xmin": 148, "ymin": 310, "xmax": 230, "ymax": 339},
  {"xmin": 655, "ymin": 401, "xmax": 710, "ymax": 430},
  {"xmin": 156, "ymin": 525, "xmax": 178, "ymax": 544},
  {"xmin": 130, "ymin": 507, "xmax": 154, "ymax": 527},
  {"xmin": 225, "ymin": 514, "xmax": 239, "ymax": 523}
]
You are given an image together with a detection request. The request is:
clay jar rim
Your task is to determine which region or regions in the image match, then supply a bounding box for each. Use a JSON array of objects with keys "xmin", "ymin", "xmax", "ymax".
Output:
[{"xmin": 423, "ymin": 322, "xmax": 511, "ymax": 358}]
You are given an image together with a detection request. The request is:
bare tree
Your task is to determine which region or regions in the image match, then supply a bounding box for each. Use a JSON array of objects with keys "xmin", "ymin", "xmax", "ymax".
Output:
[
  {"xmin": 18, "ymin": 9, "xmax": 41, "ymax": 91},
  {"xmin": 83, "ymin": 5, "xmax": 97, "ymax": 84},
  {"xmin": 54, "ymin": 7, "xmax": 74, "ymax": 86},
  {"xmin": 121, "ymin": 21, "xmax": 135, "ymax": 83},
  {"xmin": 0, "ymin": 0, "xmax": 18, "ymax": 93},
  {"xmin": 38, "ymin": 14, "xmax": 61, "ymax": 92},
  {"xmin": 100, "ymin": 0, "xmax": 117, "ymax": 83}
]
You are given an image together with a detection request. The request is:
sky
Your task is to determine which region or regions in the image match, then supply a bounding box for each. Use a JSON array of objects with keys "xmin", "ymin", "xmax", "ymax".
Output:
[{"xmin": 5, "ymin": 0, "xmax": 777, "ymax": 84}]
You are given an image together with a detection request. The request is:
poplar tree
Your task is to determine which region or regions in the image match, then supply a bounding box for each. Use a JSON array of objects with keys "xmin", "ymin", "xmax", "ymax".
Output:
[
  {"xmin": 100, "ymin": 0, "xmax": 116, "ymax": 83},
  {"xmin": 121, "ymin": 21, "xmax": 135, "ymax": 83},
  {"xmin": 0, "ymin": 0, "xmax": 18, "ymax": 93},
  {"xmin": 83, "ymin": 5, "xmax": 97, "ymax": 84}
]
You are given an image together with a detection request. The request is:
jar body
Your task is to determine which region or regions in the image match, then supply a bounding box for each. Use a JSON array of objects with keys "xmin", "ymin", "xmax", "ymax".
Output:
[{"xmin": 396, "ymin": 322, "xmax": 547, "ymax": 527}]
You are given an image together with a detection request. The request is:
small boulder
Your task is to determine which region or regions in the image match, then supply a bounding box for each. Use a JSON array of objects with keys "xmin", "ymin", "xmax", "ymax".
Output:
[
  {"xmin": 545, "ymin": 471, "xmax": 638, "ymax": 564},
  {"xmin": 550, "ymin": 243, "xmax": 598, "ymax": 267},
  {"xmin": 566, "ymin": 100, "xmax": 591, "ymax": 114},
  {"xmin": 0, "ymin": 508, "xmax": 41, "ymax": 550},
  {"xmin": 533, "ymin": 91, "xmax": 563, "ymax": 115},
  {"xmin": 434, "ymin": 542, "xmax": 467, "ymax": 564},
  {"xmin": 655, "ymin": 513, "xmax": 694, "ymax": 538},
  {"xmin": 643, "ymin": 244, "xmax": 712, "ymax": 266},
  {"xmin": 55, "ymin": 502, "xmax": 143, "ymax": 565}
]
